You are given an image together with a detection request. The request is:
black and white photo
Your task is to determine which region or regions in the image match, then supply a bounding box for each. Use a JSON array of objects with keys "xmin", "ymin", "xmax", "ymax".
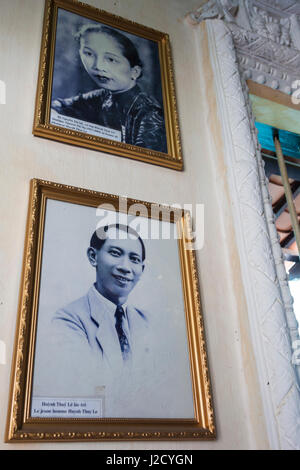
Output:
[
  {"xmin": 33, "ymin": 0, "xmax": 183, "ymax": 169},
  {"xmin": 51, "ymin": 9, "xmax": 167, "ymax": 153},
  {"xmin": 31, "ymin": 199, "xmax": 195, "ymax": 419},
  {"xmin": 6, "ymin": 180, "xmax": 214, "ymax": 440}
]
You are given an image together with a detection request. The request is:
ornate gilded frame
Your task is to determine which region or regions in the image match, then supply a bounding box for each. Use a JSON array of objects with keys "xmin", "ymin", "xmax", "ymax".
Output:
[
  {"xmin": 33, "ymin": 0, "xmax": 183, "ymax": 170},
  {"xmin": 5, "ymin": 179, "xmax": 215, "ymax": 442}
]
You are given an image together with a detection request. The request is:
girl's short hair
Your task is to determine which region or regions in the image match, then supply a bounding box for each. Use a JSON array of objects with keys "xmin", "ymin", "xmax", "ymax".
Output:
[{"xmin": 75, "ymin": 24, "xmax": 143, "ymax": 70}]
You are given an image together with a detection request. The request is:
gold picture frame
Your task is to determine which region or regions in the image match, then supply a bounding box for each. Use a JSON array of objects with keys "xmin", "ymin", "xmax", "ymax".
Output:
[
  {"xmin": 6, "ymin": 179, "xmax": 215, "ymax": 442},
  {"xmin": 33, "ymin": 0, "xmax": 183, "ymax": 170}
]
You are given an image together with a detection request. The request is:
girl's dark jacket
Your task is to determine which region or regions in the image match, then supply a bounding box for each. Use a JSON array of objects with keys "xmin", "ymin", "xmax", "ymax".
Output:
[{"xmin": 51, "ymin": 85, "xmax": 167, "ymax": 153}]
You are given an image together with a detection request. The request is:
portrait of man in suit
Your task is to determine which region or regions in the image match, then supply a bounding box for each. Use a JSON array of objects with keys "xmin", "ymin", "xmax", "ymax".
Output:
[
  {"xmin": 31, "ymin": 200, "xmax": 195, "ymax": 420},
  {"xmin": 52, "ymin": 223, "xmax": 149, "ymax": 374}
]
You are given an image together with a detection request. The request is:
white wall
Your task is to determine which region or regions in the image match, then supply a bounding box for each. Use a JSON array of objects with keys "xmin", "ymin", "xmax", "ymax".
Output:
[{"xmin": 0, "ymin": 0, "xmax": 269, "ymax": 449}]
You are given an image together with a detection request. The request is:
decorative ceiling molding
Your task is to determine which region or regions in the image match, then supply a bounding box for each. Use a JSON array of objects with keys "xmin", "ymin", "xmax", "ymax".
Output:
[{"xmin": 187, "ymin": 1, "xmax": 300, "ymax": 95}]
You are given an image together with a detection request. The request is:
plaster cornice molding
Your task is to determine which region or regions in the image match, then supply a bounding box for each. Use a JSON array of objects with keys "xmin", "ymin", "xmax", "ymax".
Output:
[
  {"xmin": 188, "ymin": 1, "xmax": 300, "ymax": 95},
  {"xmin": 205, "ymin": 19, "xmax": 300, "ymax": 449}
]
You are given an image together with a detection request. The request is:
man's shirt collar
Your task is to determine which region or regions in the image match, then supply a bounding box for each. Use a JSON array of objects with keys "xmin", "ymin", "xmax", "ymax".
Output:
[{"xmin": 92, "ymin": 284, "xmax": 128, "ymax": 318}]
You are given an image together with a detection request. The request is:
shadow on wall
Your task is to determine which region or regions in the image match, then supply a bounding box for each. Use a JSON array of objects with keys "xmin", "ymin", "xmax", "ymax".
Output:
[
  {"xmin": 0, "ymin": 340, "xmax": 6, "ymax": 365},
  {"xmin": 0, "ymin": 80, "xmax": 6, "ymax": 104}
]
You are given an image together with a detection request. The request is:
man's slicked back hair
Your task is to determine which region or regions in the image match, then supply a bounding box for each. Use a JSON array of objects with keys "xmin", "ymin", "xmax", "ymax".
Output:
[{"xmin": 90, "ymin": 224, "xmax": 146, "ymax": 261}]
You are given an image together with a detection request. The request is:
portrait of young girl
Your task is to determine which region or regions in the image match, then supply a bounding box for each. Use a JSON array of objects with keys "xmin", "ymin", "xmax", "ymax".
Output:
[{"xmin": 50, "ymin": 8, "xmax": 168, "ymax": 154}]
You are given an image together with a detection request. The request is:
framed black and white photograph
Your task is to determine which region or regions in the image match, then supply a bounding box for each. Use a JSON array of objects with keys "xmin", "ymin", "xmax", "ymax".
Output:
[
  {"xmin": 6, "ymin": 179, "xmax": 215, "ymax": 441},
  {"xmin": 33, "ymin": 0, "xmax": 183, "ymax": 170}
]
